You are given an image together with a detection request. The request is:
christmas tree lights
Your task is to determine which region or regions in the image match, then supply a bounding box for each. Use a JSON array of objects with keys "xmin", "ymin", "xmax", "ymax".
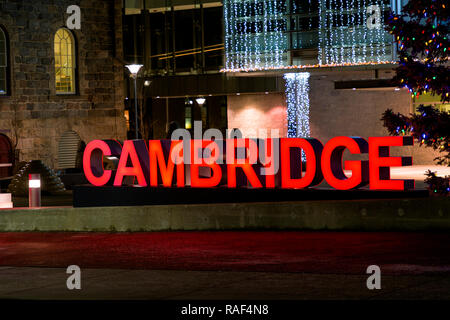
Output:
[
  {"xmin": 382, "ymin": 0, "xmax": 449, "ymax": 195},
  {"xmin": 386, "ymin": 0, "xmax": 449, "ymax": 102},
  {"xmin": 382, "ymin": 106, "xmax": 450, "ymax": 166}
]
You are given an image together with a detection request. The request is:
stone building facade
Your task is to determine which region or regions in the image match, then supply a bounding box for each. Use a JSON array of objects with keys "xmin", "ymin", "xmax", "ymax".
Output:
[{"xmin": 0, "ymin": 0, "xmax": 127, "ymax": 170}]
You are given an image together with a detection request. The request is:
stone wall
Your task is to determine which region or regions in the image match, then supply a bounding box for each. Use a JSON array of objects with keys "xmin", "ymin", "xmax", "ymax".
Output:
[{"xmin": 0, "ymin": 0, "xmax": 127, "ymax": 169}]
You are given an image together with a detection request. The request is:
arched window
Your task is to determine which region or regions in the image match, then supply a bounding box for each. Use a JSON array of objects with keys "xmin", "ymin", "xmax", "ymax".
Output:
[
  {"xmin": 54, "ymin": 28, "xmax": 76, "ymax": 94},
  {"xmin": 0, "ymin": 27, "xmax": 8, "ymax": 95}
]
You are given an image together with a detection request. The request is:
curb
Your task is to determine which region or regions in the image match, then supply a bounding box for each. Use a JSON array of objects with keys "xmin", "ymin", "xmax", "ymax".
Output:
[{"xmin": 0, "ymin": 197, "xmax": 449, "ymax": 232}]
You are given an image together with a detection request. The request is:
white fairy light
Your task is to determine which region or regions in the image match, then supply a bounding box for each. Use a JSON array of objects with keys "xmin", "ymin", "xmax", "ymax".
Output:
[
  {"xmin": 224, "ymin": 1, "xmax": 392, "ymax": 71},
  {"xmin": 318, "ymin": 0, "xmax": 324, "ymax": 64},
  {"xmin": 224, "ymin": 0, "xmax": 230, "ymax": 69},
  {"xmin": 356, "ymin": 0, "xmax": 362, "ymax": 62},
  {"xmin": 284, "ymin": 72, "xmax": 311, "ymax": 161},
  {"xmin": 284, "ymin": 72, "xmax": 311, "ymax": 139},
  {"xmin": 254, "ymin": 0, "xmax": 261, "ymax": 68},
  {"xmin": 263, "ymin": 0, "xmax": 269, "ymax": 68},
  {"xmin": 379, "ymin": 0, "xmax": 386, "ymax": 60},
  {"xmin": 350, "ymin": 0, "xmax": 356, "ymax": 63},
  {"xmin": 328, "ymin": 0, "xmax": 333, "ymax": 63},
  {"xmin": 339, "ymin": 0, "xmax": 345, "ymax": 62},
  {"xmin": 318, "ymin": 0, "xmax": 391, "ymax": 65},
  {"xmin": 224, "ymin": 0, "xmax": 287, "ymax": 70},
  {"xmin": 267, "ymin": 0, "xmax": 273, "ymax": 66},
  {"xmin": 367, "ymin": 0, "xmax": 374, "ymax": 60}
]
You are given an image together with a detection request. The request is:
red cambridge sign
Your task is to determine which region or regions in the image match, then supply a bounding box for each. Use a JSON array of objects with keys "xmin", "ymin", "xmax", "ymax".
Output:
[{"xmin": 83, "ymin": 136, "xmax": 414, "ymax": 190}]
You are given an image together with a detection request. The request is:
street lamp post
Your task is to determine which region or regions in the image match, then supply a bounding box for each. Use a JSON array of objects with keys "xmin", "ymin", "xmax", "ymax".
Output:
[
  {"xmin": 125, "ymin": 64, "xmax": 144, "ymax": 140},
  {"xmin": 196, "ymin": 97, "xmax": 207, "ymax": 130}
]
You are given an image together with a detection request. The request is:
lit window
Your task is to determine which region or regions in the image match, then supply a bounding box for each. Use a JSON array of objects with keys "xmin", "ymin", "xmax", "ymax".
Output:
[
  {"xmin": 0, "ymin": 27, "xmax": 8, "ymax": 95},
  {"xmin": 185, "ymin": 102, "xmax": 192, "ymax": 129},
  {"xmin": 413, "ymin": 93, "xmax": 450, "ymax": 114},
  {"xmin": 124, "ymin": 110, "xmax": 130, "ymax": 131},
  {"xmin": 54, "ymin": 28, "xmax": 76, "ymax": 94}
]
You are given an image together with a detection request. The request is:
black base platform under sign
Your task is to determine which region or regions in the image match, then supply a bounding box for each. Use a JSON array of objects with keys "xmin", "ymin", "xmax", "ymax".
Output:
[{"xmin": 73, "ymin": 185, "xmax": 428, "ymax": 207}]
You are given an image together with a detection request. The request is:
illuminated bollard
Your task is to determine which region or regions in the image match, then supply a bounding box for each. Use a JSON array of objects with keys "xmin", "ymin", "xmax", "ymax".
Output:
[
  {"xmin": 0, "ymin": 193, "xmax": 13, "ymax": 209},
  {"xmin": 29, "ymin": 173, "xmax": 41, "ymax": 208}
]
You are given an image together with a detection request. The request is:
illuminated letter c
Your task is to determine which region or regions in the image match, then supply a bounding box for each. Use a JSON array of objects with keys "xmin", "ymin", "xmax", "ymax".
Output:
[{"xmin": 83, "ymin": 140, "xmax": 122, "ymax": 186}]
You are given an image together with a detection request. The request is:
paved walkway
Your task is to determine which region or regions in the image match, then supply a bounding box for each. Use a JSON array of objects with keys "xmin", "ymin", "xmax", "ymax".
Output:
[
  {"xmin": 0, "ymin": 232, "xmax": 449, "ymax": 299},
  {"xmin": 1, "ymin": 267, "xmax": 449, "ymax": 300}
]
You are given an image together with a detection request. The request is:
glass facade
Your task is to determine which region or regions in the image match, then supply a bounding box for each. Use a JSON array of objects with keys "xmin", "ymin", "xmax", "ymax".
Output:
[
  {"xmin": 413, "ymin": 93, "xmax": 450, "ymax": 115},
  {"xmin": 123, "ymin": 0, "xmax": 224, "ymax": 75},
  {"xmin": 288, "ymin": 0, "xmax": 320, "ymax": 50},
  {"xmin": 224, "ymin": 0, "xmax": 288, "ymax": 70},
  {"xmin": 123, "ymin": 1, "xmax": 228, "ymax": 139},
  {"xmin": 318, "ymin": 0, "xmax": 393, "ymax": 65},
  {"xmin": 223, "ymin": 0, "xmax": 397, "ymax": 71}
]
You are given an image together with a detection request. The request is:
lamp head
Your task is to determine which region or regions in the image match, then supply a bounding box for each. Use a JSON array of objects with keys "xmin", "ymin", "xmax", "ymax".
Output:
[
  {"xmin": 196, "ymin": 97, "xmax": 206, "ymax": 106},
  {"xmin": 125, "ymin": 64, "xmax": 144, "ymax": 78}
]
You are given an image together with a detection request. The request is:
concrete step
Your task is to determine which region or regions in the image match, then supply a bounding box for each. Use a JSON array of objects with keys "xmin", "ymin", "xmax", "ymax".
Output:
[{"xmin": 0, "ymin": 197, "xmax": 449, "ymax": 231}]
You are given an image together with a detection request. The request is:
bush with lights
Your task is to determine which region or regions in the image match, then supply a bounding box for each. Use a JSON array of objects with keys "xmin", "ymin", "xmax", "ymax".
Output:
[
  {"xmin": 383, "ymin": 0, "xmax": 449, "ymax": 195},
  {"xmin": 424, "ymin": 170, "xmax": 450, "ymax": 196}
]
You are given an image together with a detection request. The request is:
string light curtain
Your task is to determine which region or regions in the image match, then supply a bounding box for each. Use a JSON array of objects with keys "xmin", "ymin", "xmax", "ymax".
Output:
[
  {"xmin": 318, "ymin": 0, "xmax": 393, "ymax": 65},
  {"xmin": 224, "ymin": 0, "xmax": 288, "ymax": 70},
  {"xmin": 284, "ymin": 72, "xmax": 311, "ymax": 139}
]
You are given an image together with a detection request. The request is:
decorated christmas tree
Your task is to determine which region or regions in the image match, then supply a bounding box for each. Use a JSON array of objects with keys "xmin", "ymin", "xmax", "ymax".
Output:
[
  {"xmin": 386, "ymin": 0, "xmax": 449, "ymax": 102},
  {"xmin": 382, "ymin": 0, "xmax": 449, "ymax": 195}
]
